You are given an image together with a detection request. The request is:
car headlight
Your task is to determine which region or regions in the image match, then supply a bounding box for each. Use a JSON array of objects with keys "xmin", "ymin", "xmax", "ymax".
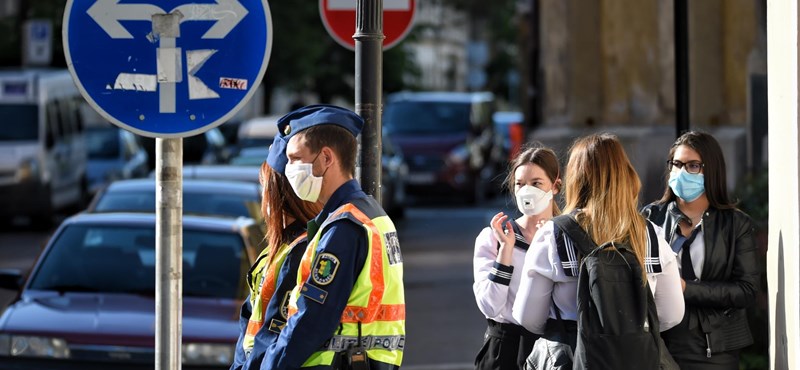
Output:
[
  {"xmin": 446, "ymin": 146, "xmax": 469, "ymax": 165},
  {"xmin": 15, "ymin": 157, "xmax": 39, "ymax": 182},
  {"xmin": 0, "ymin": 334, "xmax": 70, "ymax": 359},
  {"xmin": 182, "ymin": 342, "xmax": 234, "ymax": 366}
]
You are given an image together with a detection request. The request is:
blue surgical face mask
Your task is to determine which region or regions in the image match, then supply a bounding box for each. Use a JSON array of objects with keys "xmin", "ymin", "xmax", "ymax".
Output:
[{"xmin": 668, "ymin": 169, "xmax": 705, "ymax": 202}]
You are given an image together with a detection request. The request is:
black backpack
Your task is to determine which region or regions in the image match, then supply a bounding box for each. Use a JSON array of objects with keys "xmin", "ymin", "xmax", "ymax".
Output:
[{"xmin": 551, "ymin": 215, "xmax": 663, "ymax": 370}]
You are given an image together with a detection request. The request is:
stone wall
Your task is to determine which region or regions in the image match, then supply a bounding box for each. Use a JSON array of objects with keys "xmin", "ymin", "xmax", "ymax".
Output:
[{"xmin": 538, "ymin": 0, "xmax": 761, "ymax": 128}]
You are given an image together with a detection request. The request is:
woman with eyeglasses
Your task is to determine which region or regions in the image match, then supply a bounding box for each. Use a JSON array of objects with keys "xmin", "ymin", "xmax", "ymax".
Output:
[{"xmin": 641, "ymin": 131, "xmax": 760, "ymax": 370}]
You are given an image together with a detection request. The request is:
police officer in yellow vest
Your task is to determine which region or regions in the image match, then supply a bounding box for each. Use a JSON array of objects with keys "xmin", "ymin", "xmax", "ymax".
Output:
[
  {"xmin": 230, "ymin": 162, "xmax": 321, "ymax": 370},
  {"xmin": 262, "ymin": 105, "xmax": 405, "ymax": 370}
]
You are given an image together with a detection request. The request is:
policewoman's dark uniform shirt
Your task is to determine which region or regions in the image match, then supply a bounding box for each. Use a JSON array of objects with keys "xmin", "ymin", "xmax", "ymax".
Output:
[
  {"xmin": 262, "ymin": 179, "xmax": 369, "ymax": 370},
  {"xmin": 231, "ymin": 222, "xmax": 308, "ymax": 370}
]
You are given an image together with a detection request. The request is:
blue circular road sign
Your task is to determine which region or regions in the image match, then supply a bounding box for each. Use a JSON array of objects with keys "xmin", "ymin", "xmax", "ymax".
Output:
[{"xmin": 64, "ymin": 0, "xmax": 272, "ymax": 138}]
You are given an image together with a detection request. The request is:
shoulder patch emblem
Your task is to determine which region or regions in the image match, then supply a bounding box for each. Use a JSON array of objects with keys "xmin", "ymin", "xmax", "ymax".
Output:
[
  {"xmin": 279, "ymin": 291, "xmax": 291, "ymax": 319},
  {"xmin": 312, "ymin": 253, "xmax": 340, "ymax": 286}
]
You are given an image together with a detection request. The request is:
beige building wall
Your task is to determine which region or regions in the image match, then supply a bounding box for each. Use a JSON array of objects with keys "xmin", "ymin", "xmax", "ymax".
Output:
[{"xmin": 539, "ymin": 0, "xmax": 758, "ymax": 128}]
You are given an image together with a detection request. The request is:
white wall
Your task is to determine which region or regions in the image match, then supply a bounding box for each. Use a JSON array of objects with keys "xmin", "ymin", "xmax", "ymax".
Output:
[{"xmin": 767, "ymin": 0, "xmax": 800, "ymax": 368}]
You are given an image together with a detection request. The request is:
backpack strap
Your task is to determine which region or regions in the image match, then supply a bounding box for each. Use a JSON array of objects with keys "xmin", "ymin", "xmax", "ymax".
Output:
[
  {"xmin": 552, "ymin": 214, "xmax": 596, "ymax": 256},
  {"xmin": 643, "ymin": 221, "xmax": 662, "ymax": 273}
]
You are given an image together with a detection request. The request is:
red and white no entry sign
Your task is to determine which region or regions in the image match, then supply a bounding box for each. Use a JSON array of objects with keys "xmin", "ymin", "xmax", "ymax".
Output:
[{"xmin": 320, "ymin": 0, "xmax": 415, "ymax": 51}]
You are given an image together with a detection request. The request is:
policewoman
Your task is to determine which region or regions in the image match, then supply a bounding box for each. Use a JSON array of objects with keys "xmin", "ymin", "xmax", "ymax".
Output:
[
  {"xmin": 230, "ymin": 161, "xmax": 321, "ymax": 370},
  {"xmin": 261, "ymin": 105, "xmax": 405, "ymax": 370}
]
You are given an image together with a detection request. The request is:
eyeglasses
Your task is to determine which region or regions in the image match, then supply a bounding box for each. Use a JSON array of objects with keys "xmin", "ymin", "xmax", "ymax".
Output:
[{"xmin": 667, "ymin": 159, "xmax": 704, "ymax": 174}]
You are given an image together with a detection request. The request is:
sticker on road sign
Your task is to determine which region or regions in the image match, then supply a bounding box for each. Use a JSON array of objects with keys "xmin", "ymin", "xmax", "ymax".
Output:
[
  {"xmin": 220, "ymin": 77, "xmax": 248, "ymax": 90},
  {"xmin": 63, "ymin": 0, "xmax": 273, "ymax": 138}
]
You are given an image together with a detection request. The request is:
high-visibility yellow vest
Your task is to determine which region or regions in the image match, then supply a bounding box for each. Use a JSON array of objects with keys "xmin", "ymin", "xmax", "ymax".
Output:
[
  {"xmin": 288, "ymin": 198, "xmax": 405, "ymax": 368},
  {"xmin": 242, "ymin": 233, "xmax": 307, "ymax": 352}
]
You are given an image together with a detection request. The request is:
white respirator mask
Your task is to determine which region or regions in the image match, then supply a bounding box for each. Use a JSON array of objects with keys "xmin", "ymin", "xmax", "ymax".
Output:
[{"xmin": 515, "ymin": 185, "xmax": 553, "ymax": 216}]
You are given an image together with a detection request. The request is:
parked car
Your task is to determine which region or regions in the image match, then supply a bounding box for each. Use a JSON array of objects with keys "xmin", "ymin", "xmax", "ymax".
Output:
[
  {"xmin": 140, "ymin": 127, "xmax": 230, "ymax": 171},
  {"xmin": 381, "ymin": 137, "xmax": 408, "ymax": 218},
  {"xmin": 236, "ymin": 115, "xmax": 281, "ymax": 151},
  {"xmin": 383, "ymin": 91, "xmax": 498, "ymax": 203},
  {"xmin": 149, "ymin": 165, "xmax": 261, "ymax": 185},
  {"xmin": 0, "ymin": 212, "xmax": 265, "ymax": 369},
  {"xmin": 229, "ymin": 146, "xmax": 269, "ymax": 166},
  {"xmin": 84, "ymin": 124, "xmax": 149, "ymax": 195},
  {"xmin": 0, "ymin": 69, "xmax": 89, "ymax": 225},
  {"xmin": 87, "ymin": 178, "xmax": 261, "ymax": 221}
]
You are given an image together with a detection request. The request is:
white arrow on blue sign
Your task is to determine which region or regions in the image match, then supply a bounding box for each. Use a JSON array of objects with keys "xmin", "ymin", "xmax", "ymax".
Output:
[{"xmin": 63, "ymin": 0, "xmax": 272, "ymax": 138}]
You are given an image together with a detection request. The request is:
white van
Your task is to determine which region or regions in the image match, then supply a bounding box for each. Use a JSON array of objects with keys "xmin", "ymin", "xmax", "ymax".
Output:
[{"xmin": 0, "ymin": 69, "xmax": 89, "ymax": 224}]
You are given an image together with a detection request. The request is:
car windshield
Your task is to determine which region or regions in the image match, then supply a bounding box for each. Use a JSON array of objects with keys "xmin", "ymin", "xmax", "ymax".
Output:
[
  {"xmin": 384, "ymin": 101, "xmax": 471, "ymax": 134},
  {"xmin": 94, "ymin": 190, "xmax": 259, "ymax": 218},
  {"xmin": 86, "ymin": 128, "xmax": 120, "ymax": 159},
  {"xmin": 28, "ymin": 224, "xmax": 249, "ymax": 299},
  {"xmin": 0, "ymin": 104, "xmax": 38, "ymax": 141}
]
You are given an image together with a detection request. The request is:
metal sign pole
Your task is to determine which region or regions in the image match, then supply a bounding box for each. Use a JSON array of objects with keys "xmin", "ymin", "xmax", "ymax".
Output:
[
  {"xmin": 355, "ymin": 0, "xmax": 384, "ymax": 200},
  {"xmin": 155, "ymin": 138, "xmax": 183, "ymax": 370},
  {"xmin": 64, "ymin": 2, "xmax": 271, "ymax": 367},
  {"xmin": 675, "ymin": 0, "xmax": 690, "ymax": 137}
]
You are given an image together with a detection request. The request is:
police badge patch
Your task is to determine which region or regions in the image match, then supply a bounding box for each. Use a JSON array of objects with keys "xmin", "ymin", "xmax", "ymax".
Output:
[
  {"xmin": 279, "ymin": 291, "xmax": 291, "ymax": 319},
  {"xmin": 312, "ymin": 253, "xmax": 340, "ymax": 286}
]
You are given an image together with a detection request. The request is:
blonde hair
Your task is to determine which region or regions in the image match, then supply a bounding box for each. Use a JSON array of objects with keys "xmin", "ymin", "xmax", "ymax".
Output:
[{"xmin": 563, "ymin": 133, "xmax": 647, "ymax": 274}]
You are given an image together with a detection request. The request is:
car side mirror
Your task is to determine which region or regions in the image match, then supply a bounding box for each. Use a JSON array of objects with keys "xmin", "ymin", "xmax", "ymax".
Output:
[{"xmin": 0, "ymin": 269, "xmax": 23, "ymax": 291}]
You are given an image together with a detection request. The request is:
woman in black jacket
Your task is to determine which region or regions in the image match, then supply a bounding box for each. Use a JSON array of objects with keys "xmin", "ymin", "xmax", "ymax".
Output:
[{"xmin": 642, "ymin": 131, "xmax": 760, "ymax": 369}]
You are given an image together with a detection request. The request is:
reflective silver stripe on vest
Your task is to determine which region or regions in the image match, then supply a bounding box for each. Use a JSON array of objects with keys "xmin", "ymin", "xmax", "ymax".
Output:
[{"xmin": 322, "ymin": 335, "xmax": 406, "ymax": 352}]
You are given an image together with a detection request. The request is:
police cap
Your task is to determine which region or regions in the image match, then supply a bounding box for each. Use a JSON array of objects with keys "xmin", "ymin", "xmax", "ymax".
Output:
[{"xmin": 266, "ymin": 104, "xmax": 364, "ymax": 174}]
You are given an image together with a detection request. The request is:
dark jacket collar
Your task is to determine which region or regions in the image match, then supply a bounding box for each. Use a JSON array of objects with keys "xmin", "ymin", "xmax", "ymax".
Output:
[
  {"xmin": 315, "ymin": 179, "xmax": 367, "ymax": 225},
  {"xmin": 649, "ymin": 201, "xmax": 715, "ymax": 245}
]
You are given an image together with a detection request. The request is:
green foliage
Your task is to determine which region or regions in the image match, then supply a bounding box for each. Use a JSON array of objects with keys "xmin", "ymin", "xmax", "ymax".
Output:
[
  {"xmin": 735, "ymin": 168, "xmax": 769, "ymax": 225},
  {"xmin": 1, "ymin": 0, "xmax": 419, "ymax": 104},
  {"xmin": 265, "ymin": 1, "xmax": 419, "ymax": 103}
]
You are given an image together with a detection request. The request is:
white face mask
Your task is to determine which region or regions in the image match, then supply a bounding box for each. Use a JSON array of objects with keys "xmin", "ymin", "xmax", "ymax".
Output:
[
  {"xmin": 515, "ymin": 185, "xmax": 553, "ymax": 216},
  {"xmin": 285, "ymin": 162, "xmax": 323, "ymax": 202}
]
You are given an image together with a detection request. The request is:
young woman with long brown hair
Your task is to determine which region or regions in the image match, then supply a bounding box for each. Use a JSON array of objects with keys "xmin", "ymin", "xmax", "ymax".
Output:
[
  {"xmin": 512, "ymin": 133, "xmax": 684, "ymax": 367},
  {"xmin": 473, "ymin": 145, "xmax": 562, "ymax": 370},
  {"xmin": 230, "ymin": 161, "xmax": 321, "ymax": 370}
]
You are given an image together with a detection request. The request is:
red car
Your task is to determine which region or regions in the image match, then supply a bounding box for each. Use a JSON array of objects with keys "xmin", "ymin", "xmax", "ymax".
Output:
[
  {"xmin": 0, "ymin": 213, "xmax": 264, "ymax": 369},
  {"xmin": 383, "ymin": 91, "xmax": 499, "ymax": 204}
]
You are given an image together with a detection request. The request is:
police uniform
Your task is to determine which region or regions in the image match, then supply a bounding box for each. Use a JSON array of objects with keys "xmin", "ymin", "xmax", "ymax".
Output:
[
  {"xmin": 261, "ymin": 105, "xmax": 405, "ymax": 370},
  {"xmin": 231, "ymin": 221, "xmax": 308, "ymax": 370}
]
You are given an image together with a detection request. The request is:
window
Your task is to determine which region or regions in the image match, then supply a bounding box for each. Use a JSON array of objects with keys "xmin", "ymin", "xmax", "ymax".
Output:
[
  {"xmin": 0, "ymin": 104, "xmax": 38, "ymax": 141},
  {"xmin": 384, "ymin": 101, "xmax": 471, "ymax": 134}
]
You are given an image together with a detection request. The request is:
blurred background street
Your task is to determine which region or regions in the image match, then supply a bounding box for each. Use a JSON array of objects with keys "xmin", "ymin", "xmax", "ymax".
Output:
[
  {"xmin": 0, "ymin": 197, "xmax": 519, "ymax": 369},
  {"xmin": 0, "ymin": 0, "xmax": 770, "ymax": 369}
]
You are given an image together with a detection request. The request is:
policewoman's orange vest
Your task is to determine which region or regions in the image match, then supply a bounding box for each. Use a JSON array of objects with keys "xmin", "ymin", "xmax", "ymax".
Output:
[{"xmin": 242, "ymin": 233, "xmax": 307, "ymax": 351}]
